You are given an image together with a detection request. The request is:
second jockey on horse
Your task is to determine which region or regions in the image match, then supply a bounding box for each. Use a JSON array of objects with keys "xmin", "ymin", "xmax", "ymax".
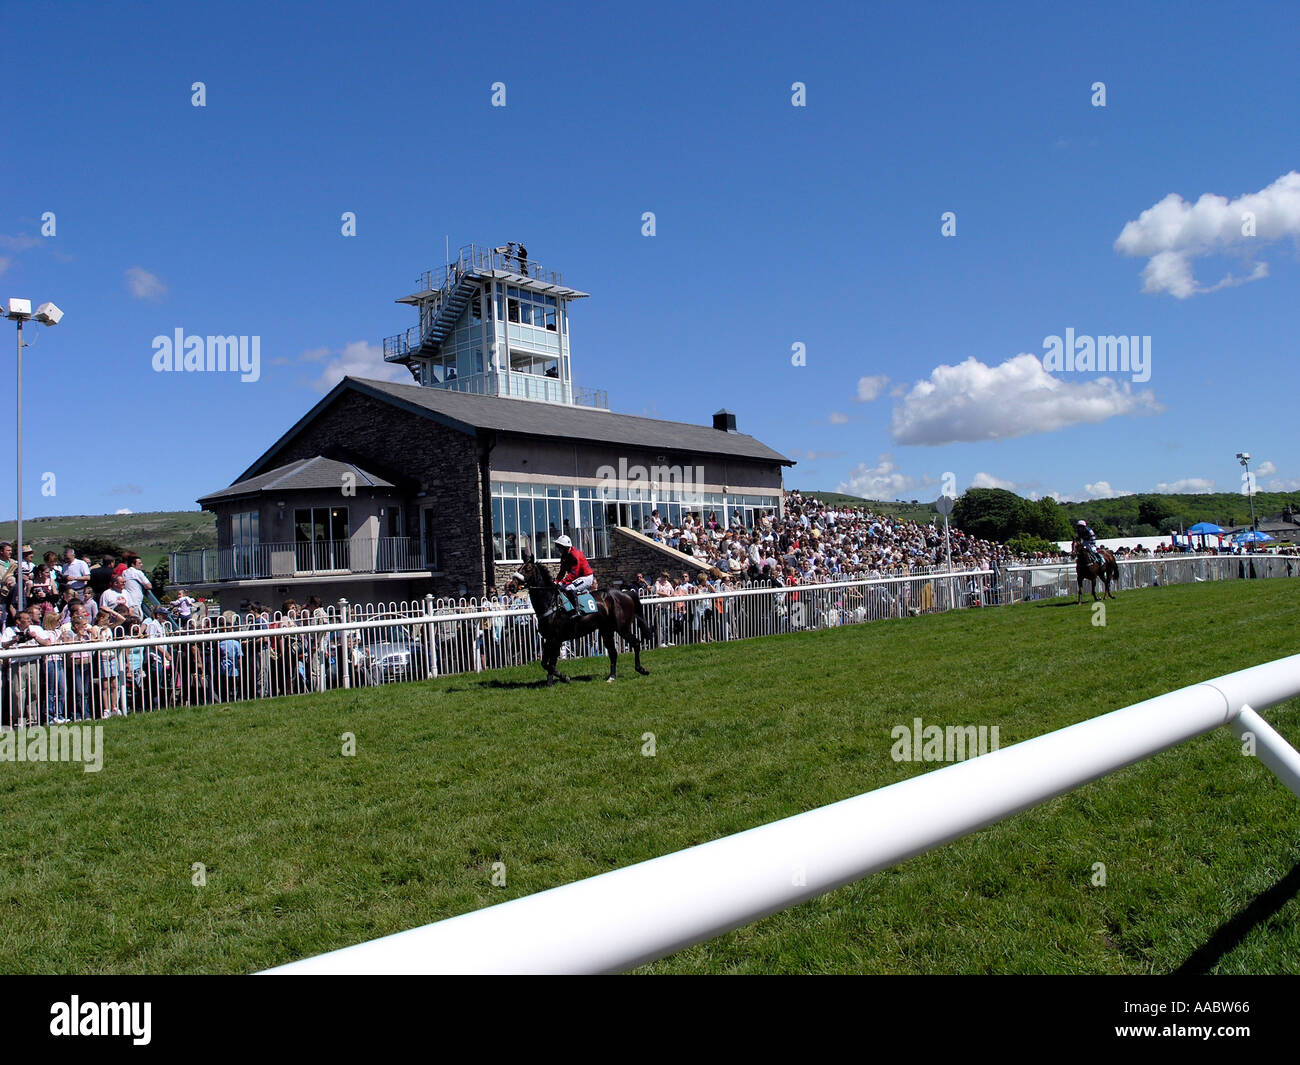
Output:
[
  {"xmin": 1074, "ymin": 519, "xmax": 1101, "ymax": 567},
  {"xmin": 555, "ymin": 534, "xmax": 595, "ymax": 611}
]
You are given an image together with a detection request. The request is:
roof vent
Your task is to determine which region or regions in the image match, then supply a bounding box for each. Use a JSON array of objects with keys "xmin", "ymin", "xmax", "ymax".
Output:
[{"xmin": 713, "ymin": 409, "xmax": 737, "ymax": 433}]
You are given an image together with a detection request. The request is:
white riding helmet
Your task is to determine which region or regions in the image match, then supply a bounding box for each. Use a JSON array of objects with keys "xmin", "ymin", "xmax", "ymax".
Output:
[{"xmin": 554, "ymin": 535, "xmax": 573, "ymax": 549}]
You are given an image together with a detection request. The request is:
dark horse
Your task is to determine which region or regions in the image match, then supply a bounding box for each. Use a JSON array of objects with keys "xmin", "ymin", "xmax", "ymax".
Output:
[
  {"xmin": 515, "ymin": 546, "xmax": 653, "ymax": 684},
  {"xmin": 1074, "ymin": 541, "xmax": 1119, "ymax": 602}
]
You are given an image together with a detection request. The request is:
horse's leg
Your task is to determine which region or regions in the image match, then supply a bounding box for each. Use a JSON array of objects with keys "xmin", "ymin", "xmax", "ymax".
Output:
[
  {"xmin": 543, "ymin": 637, "xmax": 567, "ymax": 684},
  {"xmin": 602, "ymin": 626, "xmax": 618, "ymax": 682},
  {"xmin": 542, "ymin": 639, "xmax": 557, "ymax": 685},
  {"xmin": 630, "ymin": 623, "xmax": 649, "ymax": 675}
]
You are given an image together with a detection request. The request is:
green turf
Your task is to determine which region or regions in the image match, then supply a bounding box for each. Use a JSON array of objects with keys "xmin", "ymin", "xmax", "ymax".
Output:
[{"xmin": 2, "ymin": 579, "xmax": 1298, "ymax": 974}]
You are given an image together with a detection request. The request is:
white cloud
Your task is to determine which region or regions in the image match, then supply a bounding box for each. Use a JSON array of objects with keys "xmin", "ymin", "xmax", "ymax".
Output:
[
  {"xmin": 837, "ymin": 454, "xmax": 917, "ymax": 500},
  {"xmin": 1154, "ymin": 478, "xmax": 1215, "ymax": 493},
  {"xmin": 890, "ymin": 354, "xmax": 1160, "ymax": 446},
  {"xmin": 1025, "ymin": 488, "xmax": 1066, "ymax": 503},
  {"xmin": 970, "ymin": 472, "xmax": 1018, "ymax": 491},
  {"xmin": 0, "ymin": 233, "xmax": 41, "ymax": 252},
  {"xmin": 1082, "ymin": 481, "xmax": 1132, "ymax": 500},
  {"xmin": 1264, "ymin": 477, "xmax": 1300, "ymax": 491},
  {"xmin": 1114, "ymin": 170, "xmax": 1300, "ymax": 298},
  {"xmin": 125, "ymin": 266, "xmax": 167, "ymax": 301},
  {"xmin": 114, "ymin": 508, "xmax": 133, "ymax": 515},
  {"xmin": 828, "ymin": 411, "xmax": 851, "ymax": 424},
  {"xmin": 1256, "ymin": 460, "xmax": 1277, "ymax": 477},
  {"xmin": 854, "ymin": 375, "xmax": 890, "ymax": 402},
  {"xmin": 0, "ymin": 256, "xmax": 11, "ymax": 276},
  {"xmin": 308, "ymin": 340, "xmax": 407, "ymax": 392}
]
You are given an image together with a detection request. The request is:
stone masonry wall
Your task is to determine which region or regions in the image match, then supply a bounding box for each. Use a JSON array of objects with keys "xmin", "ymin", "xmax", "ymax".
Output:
[{"xmin": 256, "ymin": 390, "xmax": 488, "ymax": 598}]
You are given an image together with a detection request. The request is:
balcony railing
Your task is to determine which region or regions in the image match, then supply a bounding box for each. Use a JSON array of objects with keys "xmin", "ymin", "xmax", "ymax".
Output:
[
  {"xmin": 415, "ymin": 243, "xmax": 565, "ymax": 296},
  {"xmin": 170, "ymin": 537, "xmax": 433, "ymax": 586}
]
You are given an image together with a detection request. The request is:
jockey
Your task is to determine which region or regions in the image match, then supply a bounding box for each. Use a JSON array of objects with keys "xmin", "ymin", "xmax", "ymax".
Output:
[
  {"xmin": 555, "ymin": 534, "xmax": 594, "ymax": 610},
  {"xmin": 1074, "ymin": 519, "xmax": 1100, "ymax": 565}
]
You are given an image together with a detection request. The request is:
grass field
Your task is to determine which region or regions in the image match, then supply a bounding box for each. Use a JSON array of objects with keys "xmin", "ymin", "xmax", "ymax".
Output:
[{"xmin": 2, "ymin": 579, "xmax": 1298, "ymax": 974}]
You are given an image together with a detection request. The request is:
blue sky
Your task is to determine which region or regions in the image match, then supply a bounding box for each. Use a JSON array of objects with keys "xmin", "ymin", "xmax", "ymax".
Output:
[{"xmin": 4, "ymin": 0, "xmax": 1298, "ymax": 518}]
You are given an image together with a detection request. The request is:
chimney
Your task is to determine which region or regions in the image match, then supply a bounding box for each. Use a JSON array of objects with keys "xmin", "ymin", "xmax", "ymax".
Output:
[{"xmin": 712, "ymin": 408, "xmax": 737, "ymax": 433}]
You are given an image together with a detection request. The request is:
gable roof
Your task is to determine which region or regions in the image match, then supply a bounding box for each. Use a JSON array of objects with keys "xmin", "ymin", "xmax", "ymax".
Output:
[
  {"xmin": 238, "ymin": 376, "xmax": 793, "ymax": 483},
  {"xmin": 199, "ymin": 455, "xmax": 396, "ymax": 505}
]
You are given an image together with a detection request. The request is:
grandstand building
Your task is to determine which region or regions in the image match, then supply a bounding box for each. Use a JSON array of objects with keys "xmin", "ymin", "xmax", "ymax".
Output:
[{"xmin": 174, "ymin": 243, "xmax": 793, "ymax": 609}]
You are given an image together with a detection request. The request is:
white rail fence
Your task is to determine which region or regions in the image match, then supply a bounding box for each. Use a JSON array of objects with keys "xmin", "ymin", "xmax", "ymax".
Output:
[
  {"xmin": 264, "ymin": 653, "xmax": 1300, "ymax": 974},
  {"xmin": 1006, "ymin": 552, "xmax": 1298, "ymax": 602},
  {"xmin": 1, "ymin": 554, "xmax": 1294, "ymax": 725}
]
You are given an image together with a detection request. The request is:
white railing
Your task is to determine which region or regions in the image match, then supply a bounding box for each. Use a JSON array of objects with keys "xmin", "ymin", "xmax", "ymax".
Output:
[
  {"xmin": 262, "ymin": 653, "xmax": 1300, "ymax": 974},
  {"xmin": 170, "ymin": 536, "xmax": 429, "ymax": 585},
  {"xmin": 1006, "ymin": 552, "xmax": 1298, "ymax": 601},
  {"xmin": 4, "ymin": 555, "xmax": 1294, "ymax": 726}
]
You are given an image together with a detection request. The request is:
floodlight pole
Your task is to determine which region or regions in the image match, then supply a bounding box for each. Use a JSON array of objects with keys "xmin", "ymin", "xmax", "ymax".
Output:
[
  {"xmin": 1245, "ymin": 457, "xmax": 1257, "ymax": 531},
  {"xmin": 13, "ymin": 316, "xmax": 23, "ymax": 611}
]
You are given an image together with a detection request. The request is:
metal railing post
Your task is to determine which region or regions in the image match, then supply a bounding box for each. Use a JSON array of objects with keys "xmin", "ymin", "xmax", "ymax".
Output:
[
  {"xmin": 425, "ymin": 594, "xmax": 438, "ymax": 678},
  {"xmin": 339, "ymin": 598, "xmax": 351, "ymax": 689}
]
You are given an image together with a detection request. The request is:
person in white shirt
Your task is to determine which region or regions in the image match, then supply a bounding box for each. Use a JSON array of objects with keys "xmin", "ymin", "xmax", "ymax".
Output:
[
  {"xmin": 171, "ymin": 591, "xmax": 196, "ymax": 627},
  {"xmin": 99, "ymin": 574, "xmax": 134, "ymax": 628},
  {"xmin": 123, "ymin": 555, "xmax": 152, "ymax": 613},
  {"xmin": 61, "ymin": 548, "xmax": 91, "ymax": 598},
  {"xmin": 1, "ymin": 610, "xmax": 43, "ymax": 727}
]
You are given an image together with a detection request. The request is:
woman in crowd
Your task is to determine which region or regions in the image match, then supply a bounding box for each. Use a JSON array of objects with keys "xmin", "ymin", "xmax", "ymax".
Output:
[
  {"xmin": 94, "ymin": 611, "xmax": 122, "ymax": 716},
  {"xmin": 62, "ymin": 603, "xmax": 97, "ymax": 720}
]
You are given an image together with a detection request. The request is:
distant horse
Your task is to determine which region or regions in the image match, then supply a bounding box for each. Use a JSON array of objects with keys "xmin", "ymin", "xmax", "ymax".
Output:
[
  {"xmin": 516, "ymin": 545, "xmax": 652, "ymax": 684},
  {"xmin": 1074, "ymin": 541, "xmax": 1119, "ymax": 602}
]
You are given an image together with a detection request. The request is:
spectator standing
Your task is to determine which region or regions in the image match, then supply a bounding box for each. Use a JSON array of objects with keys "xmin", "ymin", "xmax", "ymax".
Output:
[
  {"xmin": 62, "ymin": 547, "xmax": 91, "ymax": 599},
  {"xmin": 123, "ymin": 554, "xmax": 153, "ymax": 614},
  {"xmin": 1, "ymin": 610, "xmax": 41, "ymax": 728},
  {"xmin": 88, "ymin": 555, "xmax": 116, "ymax": 600}
]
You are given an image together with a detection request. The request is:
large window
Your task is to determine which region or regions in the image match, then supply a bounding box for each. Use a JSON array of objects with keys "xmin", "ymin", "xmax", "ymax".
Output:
[
  {"xmin": 231, "ymin": 510, "xmax": 260, "ymax": 577},
  {"xmin": 294, "ymin": 506, "xmax": 349, "ymax": 571},
  {"xmin": 504, "ymin": 287, "xmax": 557, "ymax": 331},
  {"xmin": 491, "ymin": 482, "xmax": 604, "ymax": 562},
  {"xmin": 489, "ymin": 481, "xmax": 779, "ymax": 563}
]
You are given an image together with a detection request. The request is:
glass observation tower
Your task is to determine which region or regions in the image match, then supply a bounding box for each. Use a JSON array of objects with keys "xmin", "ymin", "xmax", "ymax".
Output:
[{"xmin": 382, "ymin": 242, "xmax": 606, "ymax": 409}]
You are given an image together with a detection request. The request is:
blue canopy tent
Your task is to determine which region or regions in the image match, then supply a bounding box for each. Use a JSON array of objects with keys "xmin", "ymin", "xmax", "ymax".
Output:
[
  {"xmin": 1236, "ymin": 530, "xmax": 1275, "ymax": 544},
  {"xmin": 1187, "ymin": 521, "xmax": 1225, "ymax": 552}
]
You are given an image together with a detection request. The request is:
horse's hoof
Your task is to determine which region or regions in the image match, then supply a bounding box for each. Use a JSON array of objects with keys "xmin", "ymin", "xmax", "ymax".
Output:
[
  {"xmin": 558, "ymin": 674, "xmax": 570, "ymax": 684},
  {"xmin": 606, "ymin": 676, "xmax": 616, "ymax": 684},
  {"xmin": 636, "ymin": 667, "xmax": 650, "ymax": 676}
]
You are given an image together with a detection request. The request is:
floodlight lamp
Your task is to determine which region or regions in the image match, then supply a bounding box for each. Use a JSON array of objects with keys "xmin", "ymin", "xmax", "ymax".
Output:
[{"xmin": 34, "ymin": 302, "xmax": 62, "ymax": 325}]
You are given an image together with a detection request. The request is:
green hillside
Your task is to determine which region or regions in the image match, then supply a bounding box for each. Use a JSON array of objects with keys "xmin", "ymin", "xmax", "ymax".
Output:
[{"xmin": 0, "ymin": 511, "xmax": 216, "ymax": 574}]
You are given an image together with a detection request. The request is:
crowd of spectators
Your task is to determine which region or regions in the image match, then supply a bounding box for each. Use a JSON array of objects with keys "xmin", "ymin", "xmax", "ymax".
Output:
[{"xmin": 638, "ymin": 491, "xmax": 1019, "ymax": 586}]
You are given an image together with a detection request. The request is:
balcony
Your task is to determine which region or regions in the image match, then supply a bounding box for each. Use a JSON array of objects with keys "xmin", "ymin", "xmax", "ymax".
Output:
[
  {"xmin": 414, "ymin": 243, "xmax": 568, "ymax": 296},
  {"xmin": 170, "ymin": 537, "xmax": 432, "ymax": 586}
]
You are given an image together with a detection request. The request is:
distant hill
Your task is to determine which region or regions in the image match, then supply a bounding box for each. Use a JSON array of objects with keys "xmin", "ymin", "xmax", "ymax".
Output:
[
  {"xmin": 0, "ymin": 511, "xmax": 216, "ymax": 574},
  {"xmin": 794, "ymin": 487, "xmax": 1300, "ymax": 538}
]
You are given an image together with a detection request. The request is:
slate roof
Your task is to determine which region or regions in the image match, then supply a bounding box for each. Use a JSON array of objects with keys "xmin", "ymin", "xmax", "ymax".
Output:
[
  {"xmin": 234, "ymin": 376, "xmax": 793, "ymax": 484},
  {"xmin": 199, "ymin": 455, "xmax": 395, "ymax": 505},
  {"xmin": 351, "ymin": 378, "xmax": 793, "ymax": 463}
]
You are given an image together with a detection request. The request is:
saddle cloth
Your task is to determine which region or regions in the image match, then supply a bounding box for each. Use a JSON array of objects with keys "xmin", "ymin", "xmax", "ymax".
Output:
[{"xmin": 562, "ymin": 591, "xmax": 599, "ymax": 615}]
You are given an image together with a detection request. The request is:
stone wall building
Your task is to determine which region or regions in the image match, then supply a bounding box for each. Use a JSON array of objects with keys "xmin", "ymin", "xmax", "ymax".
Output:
[{"xmin": 174, "ymin": 244, "xmax": 792, "ymax": 610}]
